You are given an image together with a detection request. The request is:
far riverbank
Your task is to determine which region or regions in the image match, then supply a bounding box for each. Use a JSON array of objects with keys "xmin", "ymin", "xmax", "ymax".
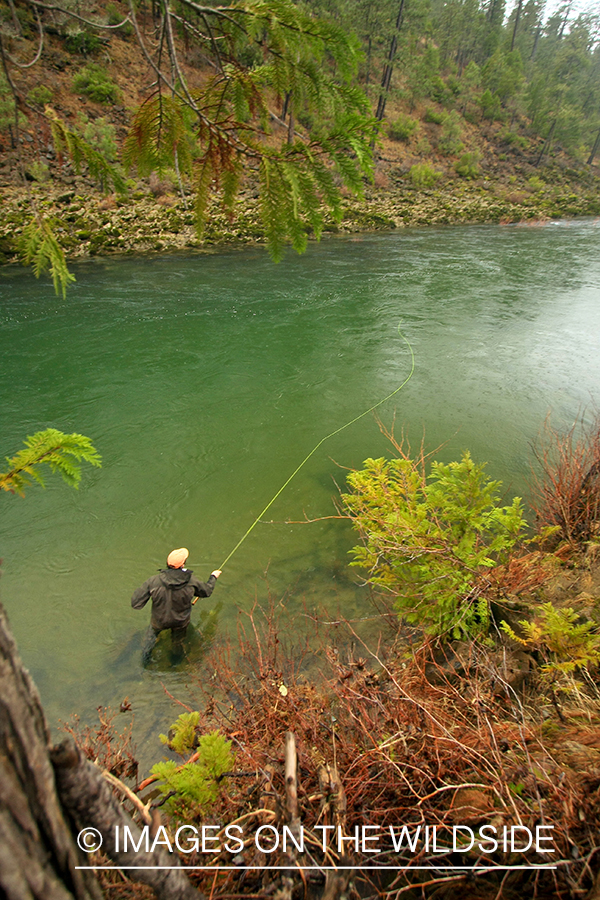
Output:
[{"xmin": 1, "ymin": 165, "xmax": 599, "ymax": 264}]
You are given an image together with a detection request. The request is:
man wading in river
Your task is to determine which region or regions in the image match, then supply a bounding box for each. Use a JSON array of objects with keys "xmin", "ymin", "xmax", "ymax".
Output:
[{"xmin": 132, "ymin": 548, "xmax": 221, "ymax": 664}]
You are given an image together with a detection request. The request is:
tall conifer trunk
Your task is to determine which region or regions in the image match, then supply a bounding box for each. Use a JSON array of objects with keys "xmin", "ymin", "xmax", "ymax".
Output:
[
  {"xmin": 510, "ymin": 0, "xmax": 523, "ymax": 51},
  {"xmin": 375, "ymin": 0, "xmax": 406, "ymax": 122},
  {"xmin": 588, "ymin": 124, "xmax": 600, "ymax": 165}
]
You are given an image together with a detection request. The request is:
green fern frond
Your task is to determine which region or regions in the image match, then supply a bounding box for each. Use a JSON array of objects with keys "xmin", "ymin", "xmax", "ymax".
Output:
[
  {"xmin": 0, "ymin": 429, "xmax": 101, "ymax": 496},
  {"xmin": 151, "ymin": 729, "xmax": 234, "ymax": 820}
]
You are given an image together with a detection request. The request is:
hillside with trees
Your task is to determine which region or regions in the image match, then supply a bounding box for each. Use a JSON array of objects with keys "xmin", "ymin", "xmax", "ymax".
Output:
[{"xmin": 0, "ymin": 0, "xmax": 599, "ymax": 290}]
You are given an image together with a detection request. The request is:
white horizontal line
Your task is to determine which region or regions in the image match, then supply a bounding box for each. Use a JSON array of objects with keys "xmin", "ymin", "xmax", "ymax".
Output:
[{"xmin": 76, "ymin": 865, "xmax": 557, "ymax": 871}]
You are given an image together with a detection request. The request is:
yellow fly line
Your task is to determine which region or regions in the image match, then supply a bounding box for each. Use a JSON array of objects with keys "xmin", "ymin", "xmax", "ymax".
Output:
[{"xmin": 218, "ymin": 324, "xmax": 415, "ymax": 570}]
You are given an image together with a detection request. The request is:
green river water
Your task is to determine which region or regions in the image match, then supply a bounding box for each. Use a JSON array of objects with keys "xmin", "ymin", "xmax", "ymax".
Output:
[{"xmin": 1, "ymin": 219, "xmax": 599, "ymax": 767}]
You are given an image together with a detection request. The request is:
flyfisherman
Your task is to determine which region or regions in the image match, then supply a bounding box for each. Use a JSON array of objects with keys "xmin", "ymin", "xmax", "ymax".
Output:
[{"xmin": 132, "ymin": 547, "xmax": 221, "ymax": 664}]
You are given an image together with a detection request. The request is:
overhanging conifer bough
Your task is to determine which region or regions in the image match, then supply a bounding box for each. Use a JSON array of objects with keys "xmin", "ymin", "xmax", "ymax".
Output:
[{"xmin": 8, "ymin": 0, "xmax": 381, "ymax": 292}]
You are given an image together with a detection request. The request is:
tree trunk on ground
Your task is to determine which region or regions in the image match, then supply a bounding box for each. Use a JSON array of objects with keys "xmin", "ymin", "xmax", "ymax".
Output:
[
  {"xmin": 51, "ymin": 739, "xmax": 203, "ymax": 900},
  {"xmin": 0, "ymin": 601, "xmax": 102, "ymax": 900},
  {"xmin": 0, "ymin": 601, "xmax": 203, "ymax": 900}
]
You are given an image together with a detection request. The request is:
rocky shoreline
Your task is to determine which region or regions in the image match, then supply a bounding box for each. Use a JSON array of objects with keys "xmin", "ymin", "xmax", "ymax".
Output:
[{"xmin": 2, "ymin": 170, "xmax": 599, "ymax": 266}]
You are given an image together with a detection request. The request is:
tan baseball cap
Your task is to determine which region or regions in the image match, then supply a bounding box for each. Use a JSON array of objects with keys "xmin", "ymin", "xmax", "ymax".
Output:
[{"xmin": 167, "ymin": 548, "xmax": 189, "ymax": 568}]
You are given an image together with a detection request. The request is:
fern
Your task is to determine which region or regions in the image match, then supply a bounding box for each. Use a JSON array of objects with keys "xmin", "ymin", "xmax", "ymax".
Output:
[
  {"xmin": 501, "ymin": 603, "xmax": 600, "ymax": 677},
  {"xmin": 0, "ymin": 429, "xmax": 101, "ymax": 496},
  {"xmin": 151, "ymin": 730, "xmax": 234, "ymax": 820},
  {"xmin": 159, "ymin": 711, "xmax": 200, "ymax": 756},
  {"xmin": 19, "ymin": 218, "xmax": 76, "ymax": 299}
]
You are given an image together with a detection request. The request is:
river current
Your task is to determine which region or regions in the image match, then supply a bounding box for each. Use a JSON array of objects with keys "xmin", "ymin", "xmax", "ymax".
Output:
[{"xmin": 1, "ymin": 219, "xmax": 599, "ymax": 766}]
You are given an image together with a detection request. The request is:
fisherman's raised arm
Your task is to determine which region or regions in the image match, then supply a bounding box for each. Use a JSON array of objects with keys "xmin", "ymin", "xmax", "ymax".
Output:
[{"xmin": 191, "ymin": 569, "xmax": 221, "ymax": 604}]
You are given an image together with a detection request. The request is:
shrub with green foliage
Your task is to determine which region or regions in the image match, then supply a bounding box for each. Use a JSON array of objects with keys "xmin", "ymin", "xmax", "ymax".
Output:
[
  {"xmin": 343, "ymin": 451, "xmax": 526, "ymax": 641},
  {"xmin": 527, "ymin": 175, "xmax": 545, "ymax": 192},
  {"xmin": 72, "ymin": 64, "xmax": 120, "ymax": 104},
  {"xmin": 427, "ymin": 75, "xmax": 452, "ymax": 105},
  {"xmin": 64, "ymin": 30, "xmax": 102, "ymax": 55},
  {"xmin": 27, "ymin": 85, "xmax": 53, "ymax": 107},
  {"xmin": 480, "ymin": 89, "xmax": 503, "ymax": 121},
  {"xmin": 455, "ymin": 150, "xmax": 482, "ymax": 178},
  {"xmin": 151, "ymin": 730, "xmax": 234, "ymax": 821},
  {"xmin": 424, "ymin": 107, "xmax": 446, "ymax": 125},
  {"xmin": 437, "ymin": 111, "xmax": 464, "ymax": 156},
  {"xmin": 106, "ymin": 2, "xmax": 133, "ymax": 34},
  {"xmin": 502, "ymin": 604, "xmax": 600, "ymax": 679},
  {"xmin": 501, "ymin": 130, "xmax": 529, "ymax": 149},
  {"xmin": 409, "ymin": 162, "xmax": 440, "ymax": 189},
  {"xmin": 388, "ymin": 113, "xmax": 419, "ymax": 142},
  {"xmin": 159, "ymin": 711, "xmax": 201, "ymax": 756},
  {"xmin": 78, "ymin": 115, "xmax": 118, "ymax": 161}
]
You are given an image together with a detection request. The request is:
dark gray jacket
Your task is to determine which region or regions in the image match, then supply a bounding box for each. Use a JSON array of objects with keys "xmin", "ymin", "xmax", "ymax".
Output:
[{"xmin": 131, "ymin": 567, "xmax": 216, "ymax": 631}]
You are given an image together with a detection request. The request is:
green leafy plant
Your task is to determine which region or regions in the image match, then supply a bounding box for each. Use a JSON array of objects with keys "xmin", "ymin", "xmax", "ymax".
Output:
[
  {"xmin": 159, "ymin": 711, "xmax": 201, "ymax": 756},
  {"xmin": 438, "ymin": 111, "xmax": 464, "ymax": 156},
  {"xmin": 424, "ymin": 107, "xmax": 446, "ymax": 125},
  {"xmin": 27, "ymin": 85, "xmax": 53, "ymax": 107},
  {"xmin": 501, "ymin": 603, "xmax": 600, "ymax": 677},
  {"xmin": 26, "ymin": 160, "xmax": 50, "ymax": 183},
  {"xmin": 77, "ymin": 115, "xmax": 118, "ymax": 162},
  {"xmin": 527, "ymin": 175, "xmax": 545, "ymax": 192},
  {"xmin": 427, "ymin": 75, "xmax": 452, "ymax": 105},
  {"xmin": 409, "ymin": 162, "xmax": 441, "ymax": 189},
  {"xmin": 480, "ymin": 89, "xmax": 503, "ymax": 121},
  {"xmin": 455, "ymin": 150, "xmax": 482, "ymax": 178},
  {"xmin": 64, "ymin": 30, "xmax": 102, "ymax": 56},
  {"xmin": 343, "ymin": 450, "xmax": 526, "ymax": 640},
  {"xmin": 72, "ymin": 64, "xmax": 120, "ymax": 104},
  {"xmin": 0, "ymin": 429, "xmax": 101, "ymax": 495},
  {"xmin": 151, "ymin": 730, "xmax": 234, "ymax": 820},
  {"xmin": 106, "ymin": 2, "xmax": 132, "ymax": 35},
  {"xmin": 388, "ymin": 113, "xmax": 419, "ymax": 142},
  {"xmin": 501, "ymin": 131, "xmax": 529, "ymax": 149}
]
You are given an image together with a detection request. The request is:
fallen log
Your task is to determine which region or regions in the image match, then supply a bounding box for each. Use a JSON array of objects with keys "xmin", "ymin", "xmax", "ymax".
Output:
[{"xmin": 50, "ymin": 738, "xmax": 204, "ymax": 900}]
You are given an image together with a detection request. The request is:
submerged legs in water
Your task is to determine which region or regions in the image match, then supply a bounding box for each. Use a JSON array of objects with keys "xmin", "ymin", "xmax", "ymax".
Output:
[
  {"xmin": 141, "ymin": 624, "xmax": 190, "ymax": 665},
  {"xmin": 141, "ymin": 625, "xmax": 160, "ymax": 666},
  {"xmin": 169, "ymin": 625, "xmax": 188, "ymax": 664}
]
